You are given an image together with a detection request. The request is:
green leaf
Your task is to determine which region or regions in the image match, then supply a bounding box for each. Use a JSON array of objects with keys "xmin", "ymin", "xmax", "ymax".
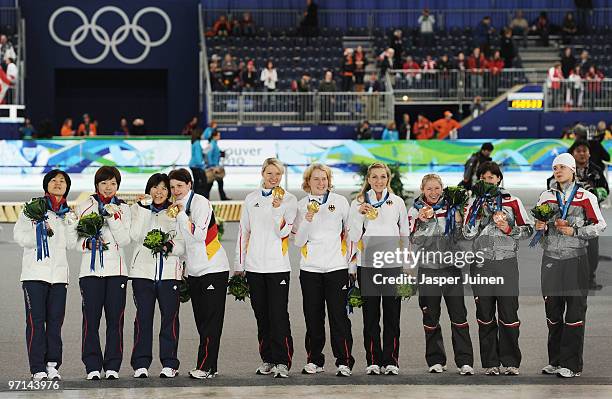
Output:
[
  {"xmin": 531, "ymin": 203, "xmax": 555, "ymax": 221},
  {"xmin": 23, "ymin": 198, "xmax": 48, "ymax": 222},
  {"xmin": 76, "ymin": 213, "xmax": 104, "ymax": 239},
  {"xmin": 227, "ymin": 274, "xmax": 250, "ymax": 301}
]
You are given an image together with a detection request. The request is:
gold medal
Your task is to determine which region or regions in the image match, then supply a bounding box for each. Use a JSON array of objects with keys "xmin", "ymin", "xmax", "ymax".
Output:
[
  {"xmin": 307, "ymin": 200, "xmax": 320, "ymax": 213},
  {"xmin": 493, "ymin": 211, "xmax": 507, "ymax": 224},
  {"xmin": 365, "ymin": 207, "xmax": 379, "ymax": 220},
  {"xmin": 272, "ymin": 186, "xmax": 285, "ymax": 200},
  {"xmin": 423, "ymin": 206, "xmax": 434, "ymax": 219},
  {"xmin": 166, "ymin": 204, "xmax": 180, "ymax": 219}
]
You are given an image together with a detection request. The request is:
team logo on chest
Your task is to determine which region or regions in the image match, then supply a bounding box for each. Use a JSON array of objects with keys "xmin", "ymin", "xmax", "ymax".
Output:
[
  {"xmin": 575, "ymin": 192, "xmax": 583, "ymax": 199},
  {"xmin": 386, "ymin": 200, "xmax": 393, "ymax": 206},
  {"xmin": 328, "ymin": 204, "xmax": 336, "ymax": 212},
  {"xmin": 254, "ymin": 203, "xmax": 260, "ymax": 207}
]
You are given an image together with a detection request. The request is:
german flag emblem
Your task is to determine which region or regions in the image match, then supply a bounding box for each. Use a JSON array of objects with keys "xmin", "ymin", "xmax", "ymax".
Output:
[
  {"xmin": 328, "ymin": 204, "xmax": 336, "ymax": 212},
  {"xmin": 386, "ymin": 200, "xmax": 393, "ymax": 206}
]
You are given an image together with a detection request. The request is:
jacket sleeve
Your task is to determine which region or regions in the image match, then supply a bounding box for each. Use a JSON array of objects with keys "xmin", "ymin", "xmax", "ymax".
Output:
[
  {"xmin": 398, "ymin": 201, "xmax": 410, "ymax": 239},
  {"xmin": 463, "ymin": 154, "xmax": 477, "ymax": 182},
  {"xmin": 75, "ymin": 199, "xmax": 94, "ymax": 253},
  {"xmin": 129, "ymin": 204, "xmax": 149, "ymax": 244},
  {"xmin": 576, "ymin": 193, "xmax": 607, "ymax": 239},
  {"xmin": 106, "ymin": 203, "xmax": 131, "ymax": 247},
  {"xmin": 234, "ymin": 201, "xmax": 250, "ymax": 272},
  {"xmin": 292, "ymin": 202, "xmax": 311, "ymax": 248},
  {"xmin": 13, "ymin": 212, "xmax": 37, "ymax": 249},
  {"xmin": 177, "ymin": 199, "xmax": 211, "ymax": 244},
  {"xmin": 271, "ymin": 195, "xmax": 297, "ymax": 239},
  {"xmin": 348, "ymin": 199, "xmax": 366, "ymax": 243},
  {"xmin": 169, "ymin": 226, "xmax": 186, "ymax": 257},
  {"xmin": 63, "ymin": 217, "xmax": 78, "ymax": 250}
]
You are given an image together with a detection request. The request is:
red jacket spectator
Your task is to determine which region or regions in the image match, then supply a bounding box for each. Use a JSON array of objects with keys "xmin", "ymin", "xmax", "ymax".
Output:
[
  {"xmin": 488, "ymin": 57, "xmax": 504, "ymax": 75},
  {"xmin": 585, "ymin": 66, "xmax": 604, "ymax": 93},
  {"xmin": 432, "ymin": 111, "xmax": 461, "ymax": 139},
  {"xmin": 413, "ymin": 115, "xmax": 434, "ymax": 139},
  {"xmin": 467, "ymin": 50, "xmax": 488, "ymax": 73},
  {"xmin": 421, "ymin": 56, "xmax": 436, "ymax": 71},
  {"xmin": 212, "ymin": 16, "xmax": 231, "ymax": 36}
]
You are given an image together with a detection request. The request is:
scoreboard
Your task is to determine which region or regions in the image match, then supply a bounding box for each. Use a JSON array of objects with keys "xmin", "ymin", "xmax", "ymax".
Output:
[{"xmin": 507, "ymin": 92, "xmax": 544, "ymax": 111}]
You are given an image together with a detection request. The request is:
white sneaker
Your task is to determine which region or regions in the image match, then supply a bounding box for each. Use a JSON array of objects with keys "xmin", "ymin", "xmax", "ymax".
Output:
[
  {"xmin": 557, "ymin": 367, "xmax": 581, "ymax": 378},
  {"xmin": 336, "ymin": 365, "xmax": 351, "ymax": 377},
  {"xmin": 46, "ymin": 363, "xmax": 61, "ymax": 380},
  {"xmin": 189, "ymin": 369, "xmax": 216, "ymax": 379},
  {"xmin": 32, "ymin": 372, "xmax": 47, "ymax": 381},
  {"xmin": 256, "ymin": 362, "xmax": 275, "ymax": 375},
  {"xmin": 105, "ymin": 370, "xmax": 119, "ymax": 380},
  {"xmin": 302, "ymin": 362, "xmax": 324, "ymax": 374},
  {"xmin": 383, "ymin": 365, "xmax": 399, "ymax": 375},
  {"xmin": 505, "ymin": 366, "xmax": 520, "ymax": 375},
  {"xmin": 458, "ymin": 365, "xmax": 474, "ymax": 375},
  {"xmin": 365, "ymin": 364, "xmax": 381, "ymax": 375},
  {"xmin": 428, "ymin": 364, "xmax": 447, "ymax": 373},
  {"xmin": 274, "ymin": 364, "xmax": 289, "ymax": 378},
  {"xmin": 160, "ymin": 367, "xmax": 178, "ymax": 378},
  {"xmin": 541, "ymin": 364, "xmax": 560, "ymax": 375},
  {"xmin": 485, "ymin": 367, "xmax": 500, "ymax": 376},
  {"xmin": 86, "ymin": 371, "xmax": 101, "ymax": 380},
  {"xmin": 133, "ymin": 368, "xmax": 148, "ymax": 378}
]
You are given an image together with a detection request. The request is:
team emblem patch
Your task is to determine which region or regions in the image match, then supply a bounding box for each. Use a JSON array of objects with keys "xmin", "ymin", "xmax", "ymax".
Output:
[
  {"xmin": 386, "ymin": 200, "xmax": 393, "ymax": 206},
  {"xmin": 328, "ymin": 204, "xmax": 336, "ymax": 212},
  {"xmin": 254, "ymin": 203, "xmax": 260, "ymax": 207},
  {"xmin": 575, "ymin": 192, "xmax": 583, "ymax": 199}
]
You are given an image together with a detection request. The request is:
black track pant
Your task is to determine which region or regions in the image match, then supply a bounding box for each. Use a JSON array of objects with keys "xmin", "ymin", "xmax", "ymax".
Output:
[
  {"xmin": 587, "ymin": 237, "xmax": 599, "ymax": 283},
  {"xmin": 188, "ymin": 272, "xmax": 227, "ymax": 373},
  {"xmin": 300, "ymin": 269, "xmax": 355, "ymax": 369},
  {"xmin": 418, "ymin": 267, "xmax": 473, "ymax": 368},
  {"xmin": 472, "ymin": 258, "xmax": 521, "ymax": 368},
  {"xmin": 357, "ymin": 267, "xmax": 401, "ymax": 367},
  {"xmin": 246, "ymin": 271, "xmax": 294, "ymax": 368},
  {"xmin": 541, "ymin": 255, "xmax": 588, "ymax": 373}
]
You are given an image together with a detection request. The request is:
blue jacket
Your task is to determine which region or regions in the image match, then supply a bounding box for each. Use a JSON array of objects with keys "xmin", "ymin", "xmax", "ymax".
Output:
[
  {"xmin": 207, "ymin": 140, "xmax": 221, "ymax": 167},
  {"xmin": 203, "ymin": 127, "xmax": 215, "ymax": 140},
  {"xmin": 189, "ymin": 140, "xmax": 204, "ymax": 168},
  {"xmin": 382, "ymin": 128, "xmax": 399, "ymax": 141}
]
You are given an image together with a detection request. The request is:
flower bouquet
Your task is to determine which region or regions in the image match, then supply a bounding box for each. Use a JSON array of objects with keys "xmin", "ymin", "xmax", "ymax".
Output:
[
  {"xmin": 227, "ymin": 274, "xmax": 250, "ymax": 301},
  {"xmin": 24, "ymin": 197, "xmax": 52, "ymax": 260},
  {"xmin": 77, "ymin": 212, "xmax": 107, "ymax": 271},
  {"xmin": 529, "ymin": 203, "xmax": 556, "ymax": 247}
]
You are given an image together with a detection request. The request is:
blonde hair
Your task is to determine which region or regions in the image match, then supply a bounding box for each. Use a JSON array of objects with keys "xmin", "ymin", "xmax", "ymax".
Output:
[
  {"xmin": 356, "ymin": 162, "xmax": 393, "ymax": 202},
  {"xmin": 260, "ymin": 157, "xmax": 285, "ymax": 187},
  {"xmin": 420, "ymin": 173, "xmax": 443, "ymax": 192},
  {"xmin": 302, "ymin": 163, "xmax": 334, "ymax": 193}
]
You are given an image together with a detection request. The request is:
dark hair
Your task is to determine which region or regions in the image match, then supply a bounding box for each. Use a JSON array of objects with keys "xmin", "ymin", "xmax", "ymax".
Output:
[
  {"xmin": 94, "ymin": 166, "xmax": 121, "ymax": 190},
  {"xmin": 43, "ymin": 169, "xmax": 71, "ymax": 198},
  {"xmin": 209, "ymin": 129, "xmax": 220, "ymax": 142},
  {"xmin": 477, "ymin": 161, "xmax": 503, "ymax": 181},
  {"xmin": 168, "ymin": 168, "xmax": 193, "ymax": 184},
  {"xmin": 145, "ymin": 173, "xmax": 170, "ymax": 195},
  {"xmin": 191, "ymin": 128, "xmax": 203, "ymax": 143},
  {"xmin": 481, "ymin": 142, "xmax": 494, "ymax": 151},
  {"xmin": 568, "ymin": 140, "xmax": 590, "ymax": 154}
]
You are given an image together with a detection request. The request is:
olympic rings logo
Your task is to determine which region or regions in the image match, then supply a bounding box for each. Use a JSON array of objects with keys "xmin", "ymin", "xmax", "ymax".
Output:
[{"xmin": 48, "ymin": 6, "xmax": 172, "ymax": 65}]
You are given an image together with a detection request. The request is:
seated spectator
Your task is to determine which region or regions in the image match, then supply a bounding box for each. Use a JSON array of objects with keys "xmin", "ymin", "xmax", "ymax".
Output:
[
  {"xmin": 421, "ymin": 55, "xmax": 436, "ymax": 71},
  {"xmin": 318, "ymin": 70, "xmax": 337, "ymax": 92},
  {"xmin": 77, "ymin": 113, "xmax": 97, "ymax": 136},
  {"xmin": 230, "ymin": 15, "xmax": 242, "ymax": 36},
  {"xmin": 500, "ymin": 28, "xmax": 515, "ymax": 68},
  {"xmin": 221, "ymin": 53, "xmax": 238, "ymax": 90},
  {"xmin": 299, "ymin": 0, "xmax": 318, "ymax": 37},
  {"xmin": 413, "ymin": 114, "xmax": 434, "ymax": 140},
  {"xmin": 241, "ymin": 60, "xmax": 258, "ymax": 91},
  {"xmin": 19, "ymin": 117, "xmax": 36, "ymax": 138},
  {"xmin": 340, "ymin": 48, "xmax": 355, "ymax": 91},
  {"xmin": 131, "ymin": 118, "xmax": 146, "ymax": 135},
  {"xmin": 562, "ymin": 12, "xmax": 577, "ymax": 44},
  {"xmin": 531, "ymin": 11, "xmax": 549, "ymax": 47},
  {"xmin": 356, "ymin": 120, "xmax": 372, "ymax": 140},
  {"xmin": 510, "ymin": 10, "xmax": 528, "ymax": 48},
  {"xmin": 402, "ymin": 55, "xmax": 421, "ymax": 86},
  {"xmin": 382, "ymin": 121, "xmax": 399, "ymax": 141},
  {"xmin": 578, "ymin": 50, "xmax": 592, "ymax": 72},
  {"xmin": 240, "ymin": 12, "xmax": 255, "ymax": 37},
  {"xmin": 418, "ymin": 8, "xmax": 436, "ymax": 48},
  {"xmin": 354, "ymin": 46, "xmax": 367, "ymax": 92},
  {"xmin": 60, "ymin": 118, "xmax": 74, "ymax": 137},
  {"xmin": 389, "ymin": 30, "xmax": 405, "ymax": 69},
  {"xmin": 561, "ymin": 47, "xmax": 576, "ymax": 78},
  {"xmin": 399, "ymin": 113, "xmax": 411, "ymax": 139},
  {"xmin": 211, "ymin": 15, "xmax": 231, "ymax": 37},
  {"xmin": 260, "ymin": 60, "xmax": 278, "ymax": 92},
  {"xmin": 432, "ymin": 110, "xmax": 461, "ymax": 139},
  {"xmin": 182, "ymin": 116, "xmax": 200, "ymax": 136},
  {"xmin": 470, "ymin": 96, "xmax": 486, "ymax": 119},
  {"xmin": 292, "ymin": 73, "xmax": 311, "ymax": 92},
  {"xmin": 116, "ymin": 117, "xmax": 130, "ymax": 136},
  {"xmin": 364, "ymin": 72, "xmax": 382, "ymax": 93},
  {"xmin": 475, "ymin": 16, "xmax": 495, "ymax": 56}
]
